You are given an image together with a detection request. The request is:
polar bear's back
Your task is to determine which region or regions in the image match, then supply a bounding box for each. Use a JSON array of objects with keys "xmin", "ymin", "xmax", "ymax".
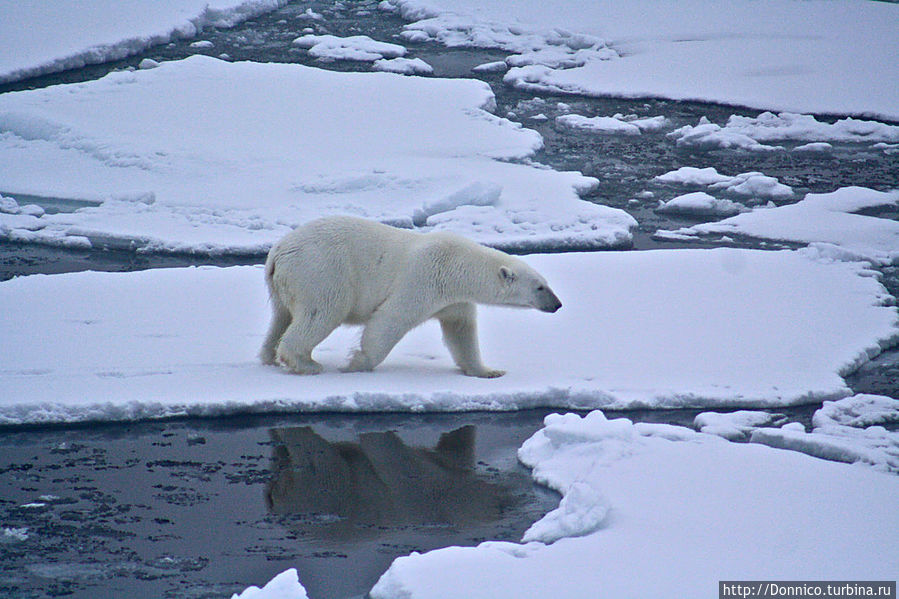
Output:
[{"xmin": 266, "ymin": 216, "xmax": 425, "ymax": 322}]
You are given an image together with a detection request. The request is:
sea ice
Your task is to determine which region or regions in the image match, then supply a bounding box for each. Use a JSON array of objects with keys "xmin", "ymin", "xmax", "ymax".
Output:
[
  {"xmin": 813, "ymin": 394, "xmax": 899, "ymax": 429},
  {"xmin": 1, "ymin": 248, "xmax": 896, "ymax": 426},
  {"xmin": 668, "ymin": 119, "xmax": 783, "ymax": 152},
  {"xmin": 231, "ymin": 568, "xmax": 308, "ymax": 599},
  {"xmin": 382, "ymin": 0, "xmax": 899, "ymax": 119},
  {"xmin": 656, "ymin": 192, "xmax": 748, "ymax": 218},
  {"xmin": 372, "ymin": 57, "xmax": 433, "ymax": 75},
  {"xmin": 2, "ymin": 528, "xmax": 29, "ymax": 543},
  {"xmin": 556, "ymin": 114, "xmax": 641, "ymax": 136},
  {"xmin": 654, "ymin": 167, "xmax": 793, "ymax": 201},
  {"xmin": 364, "ymin": 409, "xmax": 899, "ymax": 598},
  {"xmin": 555, "ymin": 113, "xmax": 669, "ymax": 136},
  {"xmin": 693, "ymin": 410, "xmax": 786, "ymax": 440},
  {"xmin": 670, "ymin": 112, "xmax": 899, "ymax": 151},
  {"xmin": 0, "ymin": 0, "xmax": 288, "ymax": 83},
  {"xmin": 658, "ymin": 186, "xmax": 899, "ymax": 265},
  {"xmin": 292, "ymin": 34, "xmax": 407, "ymax": 62},
  {"xmin": 0, "ymin": 56, "xmax": 633, "ymax": 254},
  {"xmin": 751, "ymin": 395, "xmax": 899, "ymax": 472}
]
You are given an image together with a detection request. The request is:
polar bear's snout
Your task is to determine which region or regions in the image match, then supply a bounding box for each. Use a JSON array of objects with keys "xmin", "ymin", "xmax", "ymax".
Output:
[{"xmin": 537, "ymin": 287, "xmax": 562, "ymax": 313}]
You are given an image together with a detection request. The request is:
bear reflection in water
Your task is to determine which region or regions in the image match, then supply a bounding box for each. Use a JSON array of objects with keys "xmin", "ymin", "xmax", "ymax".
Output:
[{"xmin": 265, "ymin": 425, "xmax": 520, "ymax": 537}]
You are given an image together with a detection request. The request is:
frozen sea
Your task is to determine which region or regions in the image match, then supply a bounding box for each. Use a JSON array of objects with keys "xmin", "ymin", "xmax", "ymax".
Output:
[{"xmin": 1, "ymin": 1, "xmax": 898, "ymax": 598}]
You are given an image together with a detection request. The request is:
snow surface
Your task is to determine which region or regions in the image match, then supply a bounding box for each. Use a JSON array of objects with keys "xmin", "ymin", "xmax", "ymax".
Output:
[
  {"xmin": 1, "ymin": 249, "xmax": 896, "ymax": 426},
  {"xmin": 693, "ymin": 410, "xmax": 786, "ymax": 440},
  {"xmin": 292, "ymin": 34, "xmax": 407, "ymax": 62},
  {"xmin": 654, "ymin": 167, "xmax": 793, "ymax": 201},
  {"xmin": 814, "ymin": 394, "xmax": 899, "ymax": 429},
  {"xmin": 366, "ymin": 410, "xmax": 899, "ymax": 598},
  {"xmin": 658, "ymin": 187, "xmax": 899, "ymax": 265},
  {"xmin": 372, "ymin": 57, "xmax": 433, "ymax": 75},
  {"xmin": 656, "ymin": 192, "xmax": 748, "ymax": 218},
  {"xmin": 556, "ymin": 113, "xmax": 669, "ymax": 136},
  {"xmin": 0, "ymin": 0, "xmax": 288, "ymax": 84},
  {"xmin": 556, "ymin": 115, "xmax": 641, "ymax": 136},
  {"xmin": 669, "ymin": 112, "xmax": 899, "ymax": 151},
  {"xmin": 0, "ymin": 56, "xmax": 634, "ymax": 254},
  {"xmin": 232, "ymin": 568, "xmax": 308, "ymax": 599},
  {"xmin": 1, "ymin": 528, "xmax": 29, "ymax": 543},
  {"xmin": 384, "ymin": 0, "xmax": 899, "ymax": 120},
  {"xmin": 751, "ymin": 395, "xmax": 899, "ymax": 473}
]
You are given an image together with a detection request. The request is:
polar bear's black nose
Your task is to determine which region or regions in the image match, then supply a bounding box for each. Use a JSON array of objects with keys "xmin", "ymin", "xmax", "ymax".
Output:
[{"xmin": 540, "ymin": 292, "xmax": 562, "ymax": 313}]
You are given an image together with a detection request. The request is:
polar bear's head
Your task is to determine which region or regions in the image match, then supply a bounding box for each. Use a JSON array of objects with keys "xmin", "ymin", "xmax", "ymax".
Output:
[{"xmin": 498, "ymin": 262, "xmax": 562, "ymax": 313}]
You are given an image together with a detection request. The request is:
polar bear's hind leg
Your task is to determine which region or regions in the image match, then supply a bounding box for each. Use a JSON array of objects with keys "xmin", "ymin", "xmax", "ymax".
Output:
[
  {"xmin": 275, "ymin": 305, "xmax": 341, "ymax": 375},
  {"xmin": 260, "ymin": 297, "xmax": 291, "ymax": 365}
]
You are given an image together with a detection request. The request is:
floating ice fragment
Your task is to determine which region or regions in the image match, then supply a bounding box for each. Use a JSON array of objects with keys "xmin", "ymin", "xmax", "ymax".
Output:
[
  {"xmin": 372, "ymin": 57, "xmax": 433, "ymax": 75},
  {"xmin": 694, "ymin": 410, "xmax": 786, "ymax": 440},
  {"xmin": 231, "ymin": 568, "xmax": 308, "ymax": 599},
  {"xmin": 656, "ymin": 192, "xmax": 748, "ymax": 218}
]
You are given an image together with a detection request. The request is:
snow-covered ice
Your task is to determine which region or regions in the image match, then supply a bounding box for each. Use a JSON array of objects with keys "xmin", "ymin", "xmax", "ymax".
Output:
[
  {"xmin": 654, "ymin": 167, "xmax": 793, "ymax": 201},
  {"xmin": 668, "ymin": 118, "xmax": 784, "ymax": 152},
  {"xmin": 556, "ymin": 115, "xmax": 640, "ymax": 136},
  {"xmin": 556, "ymin": 113, "xmax": 669, "ymax": 136},
  {"xmin": 656, "ymin": 192, "xmax": 748, "ymax": 218},
  {"xmin": 232, "ymin": 568, "xmax": 308, "ymax": 599},
  {"xmin": 292, "ymin": 34, "xmax": 407, "ymax": 62},
  {"xmin": 372, "ymin": 57, "xmax": 433, "ymax": 75},
  {"xmin": 364, "ymin": 409, "xmax": 899, "ymax": 598},
  {"xmin": 693, "ymin": 410, "xmax": 786, "ymax": 440},
  {"xmin": 793, "ymin": 142, "xmax": 833, "ymax": 154},
  {"xmin": 814, "ymin": 394, "xmax": 899, "ymax": 429},
  {"xmin": 751, "ymin": 395, "xmax": 899, "ymax": 473},
  {"xmin": 669, "ymin": 112, "xmax": 899, "ymax": 151},
  {"xmin": 2, "ymin": 528, "xmax": 29, "ymax": 543},
  {"xmin": 0, "ymin": 0, "xmax": 288, "ymax": 84},
  {"xmin": 0, "ymin": 56, "xmax": 634, "ymax": 254},
  {"xmin": 384, "ymin": 0, "xmax": 899, "ymax": 120},
  {"xmin": 1, "ymin": 248, "xmax": 896, "ymax": 426},
  {"xmin": 658, "ymin": 187, "xmax": 899, "ymax": 265}
]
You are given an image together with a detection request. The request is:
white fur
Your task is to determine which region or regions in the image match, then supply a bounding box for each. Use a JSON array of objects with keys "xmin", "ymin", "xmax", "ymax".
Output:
[{"xmin": 260, "ymin": 216, "xmax": 561, "ymax": 377}]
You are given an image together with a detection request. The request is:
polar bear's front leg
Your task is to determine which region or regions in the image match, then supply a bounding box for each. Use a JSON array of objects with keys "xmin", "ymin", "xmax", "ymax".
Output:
[
  {"xmin": 343, "ymin": 306, "xmax": 423, "ymax": 373},
  {"xmin": 437, "ymin": 303, "xmax": 505, "ymax": 378}
]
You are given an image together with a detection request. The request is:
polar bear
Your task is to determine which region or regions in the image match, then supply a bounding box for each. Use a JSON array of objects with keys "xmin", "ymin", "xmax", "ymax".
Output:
[{"xmin": 259, "ymin": 216, "xmax": 562, "ymax": 377}]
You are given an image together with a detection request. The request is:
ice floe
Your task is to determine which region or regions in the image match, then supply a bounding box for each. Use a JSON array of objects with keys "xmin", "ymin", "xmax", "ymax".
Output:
[
  {"xmin": 656, "ymin": 192, "xmax": 748, "ymax": 218},
  {"xmin": 0, "ymin": 56, "xmax": 634, "ymax": 254},
  {"xmin": 669, "ymin": 112, "xmax": 899, "ymax": 151},
  {"xmin": 292, "ymin": 34, "xmax": 407, "ymax": 62},
  {"xmin": 750, "ymin": 395, "xmax": 899, "ymax": 473},
  {"xmin": 364, "ymin": 409, "xmax": 899, "ymax": 598},
  {"xmin": 2, "ymin": 527, "xmax": 29, "ymax": 543},
  {"xmin": 1, "ymin": 248, "xmax": 896, "ymax": 426},
  {"xmin": 372, "ymin": 57, "xmax": 433, "ymax": 75},
  {"xmin": 232, "ymin": 568, "xmax": 308, "ymax": 599},
  {"xmin": 555, "ymin": 113, "xmax": 669, "ymax": 136},
  {"xmin": 0, "ymin": 0, "xmax": 288, "ymax": 84},
  {"xmin": 658, "ymin": 186, "xmax": 899, "ymax": 265},
  {"xmin": 383, "ymin": 0, "xmax": 899, "ymax": 119},
  {"xmin": 654, "ymin": 167, "xmax": 793, "ymax": 203},
  {"xmin": 693, "ymin": 410, "xmax": 786, "ymax": 440}
]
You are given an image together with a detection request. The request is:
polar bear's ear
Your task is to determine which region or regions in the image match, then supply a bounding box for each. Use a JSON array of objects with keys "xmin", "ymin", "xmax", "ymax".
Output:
[{"xmin": 499, "ymin": 266, "xmax": 517, "ymax": 282}]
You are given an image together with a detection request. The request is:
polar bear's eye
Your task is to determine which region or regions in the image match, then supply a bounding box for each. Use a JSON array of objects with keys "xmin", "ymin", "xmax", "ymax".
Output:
[{"xmin": 537, "ymin": 285, "xmax": 545, "ymax": 291}]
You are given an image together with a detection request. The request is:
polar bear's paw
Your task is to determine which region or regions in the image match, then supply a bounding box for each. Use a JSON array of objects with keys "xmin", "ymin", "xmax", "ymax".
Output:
[
  {"xmin": 342, "ymin": 350, "xmax": 375, "ymax": 373},
  {"xmin": 464, "ymin": 366, "xmax": 506, "ymax": 378},
  {"xmin": 276, "ymin": 351, "xmax": 323, "ymax": 375}
]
